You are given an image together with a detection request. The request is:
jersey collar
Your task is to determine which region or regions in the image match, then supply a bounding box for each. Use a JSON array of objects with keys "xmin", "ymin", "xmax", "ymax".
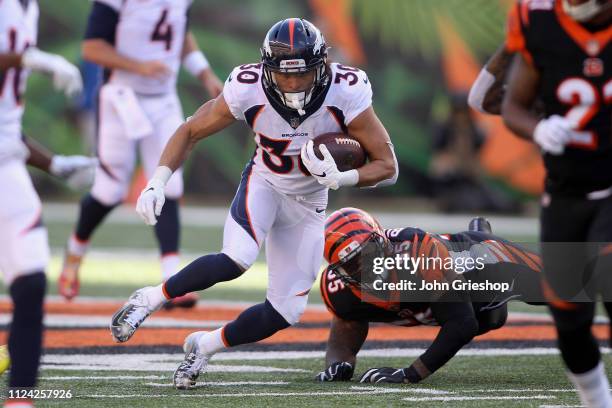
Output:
[{"xmin": 263, "ymin": 76, "xmax": 332, "ymax": 129}]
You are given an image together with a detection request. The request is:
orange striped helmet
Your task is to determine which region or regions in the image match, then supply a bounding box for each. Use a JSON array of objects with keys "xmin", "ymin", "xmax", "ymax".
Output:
[
  {"xmin": 324, "ymin": 207, "xmax": 383, "ymax": 264},
  {"xmin": 324, "ymin": 207, "xmax": 388, "ymax": 287}
]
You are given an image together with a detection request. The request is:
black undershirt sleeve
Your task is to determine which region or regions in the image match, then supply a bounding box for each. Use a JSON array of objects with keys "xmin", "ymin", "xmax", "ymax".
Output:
[
  {"xmin": 84, "ymin": 1, "xmax": 120, "ymax": 44},
  {"xmin": 404, "ymin": 299, "xmax": 478, "ymax": 383}
]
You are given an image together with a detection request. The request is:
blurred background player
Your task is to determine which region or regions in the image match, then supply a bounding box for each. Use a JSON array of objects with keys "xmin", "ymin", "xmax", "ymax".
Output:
[
  {"xmin": 109, "ymin": 18, "xmax": 398, "ymax": 390},
  {"xmin": 317, "ymin": 208, "xmax": 543, "ymax": 383},
  {"xmin": 502, "ymin": 0, "xmax": 612, "ymax": 406},
  {"xmin": 430, "ymin": 93, "xmax": 521, "ymax": 213},
  {"xmin": 0, "ymin": 0, "xmax": 96, "ymax": 405},
  {"xmin": 59, "ymin": 0, "xmax": 224, "ymax": 306}
]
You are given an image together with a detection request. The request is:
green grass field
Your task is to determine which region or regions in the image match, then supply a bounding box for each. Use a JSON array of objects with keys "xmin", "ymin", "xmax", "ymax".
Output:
[
  {"xmin": 1, "ymin": 355, "xmax": 606, "ymax": 407},
  {"xmin": 0, "ymin": 214, "xmax": 605, "ymax": 407}
]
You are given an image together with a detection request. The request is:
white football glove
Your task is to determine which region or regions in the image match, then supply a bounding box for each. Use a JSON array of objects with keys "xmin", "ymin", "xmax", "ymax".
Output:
[
  {"xmin": 22, "ymin": 48, "xmax": 83, "ymax": 97},
  {"xmin": 300, "ymin": 140, "xmax": 359, "ymax": 190},
  {"xmin": 136, "ymin": 179, "xmax": 166, "ymax": 226},
  {"xmin": 533, "ymin": 115, "xmax": 573, "ymax": 155},
  {"xmin": 50, "ymin": 155, "xmax": 98, "ymax": 190},
  {"xmin": 136, "ymin": 167, "xmax": 172, "ymax": 226}
]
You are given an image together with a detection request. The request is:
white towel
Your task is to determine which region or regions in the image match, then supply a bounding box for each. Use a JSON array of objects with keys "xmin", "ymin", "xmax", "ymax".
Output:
[{"xmin": 102, "ymin": 84, "xmax": 153, "ymax": 140}]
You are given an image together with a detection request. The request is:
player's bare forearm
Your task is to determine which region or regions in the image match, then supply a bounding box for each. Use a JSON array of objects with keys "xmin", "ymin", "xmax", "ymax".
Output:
[
  {"xmin": 0, "ymin": 53, "xmax": 22, "ymax": 70},
  {"xmin": 347, "ymin": 107, "xmax": 397, "ymax": 187},
  {"xmin": 158, "ymin": 94, "xmax": 236, "ymax": 171},
  {"xmin": 325, "ymin": 317, "xmax": 368, "ymax": 367},
  {"xmin": 487, "ymin": 44, "xmax": 514, "ymax": 78},
  {"xmin": 157, "ymin": 123, "xmax": 194, "ymax": 171},
  {"xmin": 82, "ymin": 39, "xmax": 141, "ymax": 73},
  {"xmin": 181, "ymin": 32, "xmax": 198, "ymax": 59},
  {"xmin": 480, "ymin": 45, "xmax": 514, "ymax": 114},
  {"xmin": 502, "ymin": 54, "xmax": 541, "ymax": 140},
  {"xmin": 23, "ymin": 135, "xmax": 53, "ymax": 172}
]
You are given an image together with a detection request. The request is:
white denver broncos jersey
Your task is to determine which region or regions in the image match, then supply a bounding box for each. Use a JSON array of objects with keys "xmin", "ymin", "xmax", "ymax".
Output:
[
  {"xmin": 0, "ymin": 0, "xmax": 38, "ymax": 137},
  {"xmin": 95, "ymin": 0, "xmax": 191, "ymax": 95},
  {"xmin": 223, "ymin": 62, "xmax": 372, "ymax": 195}
]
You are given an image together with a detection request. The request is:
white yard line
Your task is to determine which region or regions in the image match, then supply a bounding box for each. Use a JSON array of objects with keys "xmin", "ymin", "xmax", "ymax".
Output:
[
  {"xmin": 42, "ymin": 353, "xmax": 309, "ymax": 372},
  {"xmin": 349, "ymin": 386, "xmax": 450, "ymax": 395},
  {"xmin": 539, "ymin": 406, "xmax": 584, "ymax": 408},
  {"xmin": 1, "ymin": 312, "xmax": 572, "ymax": 329},
  {"xmin": 0, "ymin": 301, "xmax": 603, "ymax": 323},
  {"xmin": 82, "ymin": 392, "xmax": 557, "ymax": 400},
  {"xmin": 467, "ymin": 389, "xmax": 579, "ymax": 393},
  {"xmin": 402, "ymin": 395, "xmax": 556, "ymax": 402},
  {"xmin": 146, "ymin": 381, "xmax": 289, "ymax": 387},
  {"xmin": 41, "ymin": 375, "xmax": 167, "ymax": 380},
  {"xmin": 0, "ymin": 295, "xmax": 331, "ymax": 312},
  {"xmin": 41, "ymin": 348, "xmax": 612, "ymax": 372},
  {"xmin": 83, "ymin": 388, "xmax": 461, "ymax": 399},
  {"xmin": 0, "ymin": 314, "xmax": 227, "ymax": 329},
  {"xmin": 210, "ymin": 347, "xmax": 610, "ymax": 360}
]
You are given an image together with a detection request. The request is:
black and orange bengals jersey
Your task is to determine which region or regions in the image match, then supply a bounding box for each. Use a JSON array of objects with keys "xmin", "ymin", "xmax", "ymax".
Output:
[
  {"xmin": 320, "ymin": 266, "xmax": 437, "ymax": 326},
  {"xmin": 320, "ymin": 228, "xmax": 542, "ymax": 325},
  {"xmin": 506, "ymin": 0, "xmax": 612, "ymax": 195}
]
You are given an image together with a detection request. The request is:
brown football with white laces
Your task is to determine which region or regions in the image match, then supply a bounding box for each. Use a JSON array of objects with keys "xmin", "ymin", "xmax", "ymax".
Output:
[{"xmin": 312, "ymin": 132, "xmax": 367, "ymax": 172}]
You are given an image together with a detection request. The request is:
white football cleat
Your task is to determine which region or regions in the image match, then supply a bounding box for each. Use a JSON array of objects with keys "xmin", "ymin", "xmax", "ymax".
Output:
[
  {"xmin": 173, "ymin": 331, "xmax": 211, "ymax": 390},
  {"xmin": 110, "ymin": 287, "xmax": 164, "ymax": 342}
]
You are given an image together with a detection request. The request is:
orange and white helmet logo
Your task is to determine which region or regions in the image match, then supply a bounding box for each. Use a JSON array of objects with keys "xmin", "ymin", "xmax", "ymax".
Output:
[{"xmin": 324, "ymin": 207, "xmax": 383, "ymax": 265}]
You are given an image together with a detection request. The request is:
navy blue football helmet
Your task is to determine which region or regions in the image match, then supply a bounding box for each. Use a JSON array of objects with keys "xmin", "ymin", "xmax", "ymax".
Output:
[{"xmin": 261, "ymin": 18, "xmax": 329, "ymax": 114}]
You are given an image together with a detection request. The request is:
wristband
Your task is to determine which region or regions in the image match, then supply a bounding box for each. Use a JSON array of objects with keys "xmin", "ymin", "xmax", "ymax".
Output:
[
  {"xmin": 151, "ymin": 166, "xmax": 173, "ymax": 186},
  {"xmin": 339, "ymin": 169, "xmax": 359, "ymax": 187},
  {"xmin": 468, "ymin": 68, "xmax": 495, "ymax": 113},
  {"xmin": 183, "ymin": 50, "xmax": 210, "ymax": 77}
]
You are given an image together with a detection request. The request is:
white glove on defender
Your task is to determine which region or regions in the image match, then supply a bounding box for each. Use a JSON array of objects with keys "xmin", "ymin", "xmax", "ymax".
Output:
[
  {"xmin": 136, "ymin": 167, "xmax": 172, "ymax": 226},
  {"xmin": 533, "ymin": 115, "xmax": 573, "ymax": 155},
  {"xmin": 22, "ymin": 48, "xmax": 83, "ymax": 97},
  {"xmin": 50, "ymin": 155, "xmax": 98, "ymax": 190},
  {"xmin": 300, "ymin": 140, "xmax": 358, "ymax": 190}
]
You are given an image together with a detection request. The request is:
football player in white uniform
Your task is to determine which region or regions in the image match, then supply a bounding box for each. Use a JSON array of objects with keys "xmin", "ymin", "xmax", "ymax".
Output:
[
  {"xmin": 0, "ymin": 0, "xmax": 96, "ymax": 403},
  {"xmin": 110, "ymin": 18, "xmax": 398, "ymax": 389},
  {"xmin": 59, "ymin": 0, "xmax": 223, "ymax": 305}
]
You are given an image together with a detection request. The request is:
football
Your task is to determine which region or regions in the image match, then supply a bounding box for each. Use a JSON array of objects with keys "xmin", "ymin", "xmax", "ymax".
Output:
[{"xmin": 312, "ymin": 132, "xmax": 367, "ymax": 172}]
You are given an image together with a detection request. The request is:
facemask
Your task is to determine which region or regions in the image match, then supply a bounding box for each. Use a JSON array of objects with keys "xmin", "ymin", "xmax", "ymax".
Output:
[{"xmin": 562, "ymin": 0, "xmax": 604, "ymax": 22}]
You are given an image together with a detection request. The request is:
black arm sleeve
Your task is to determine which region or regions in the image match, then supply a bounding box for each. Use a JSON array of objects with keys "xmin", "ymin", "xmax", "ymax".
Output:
[
  {"xmin": 404, "ymin": 300, "xmax": 478, "ymax": 383},
  {"xmin": 84, "ymin": 1, "xmax": 120, "ymax": 44}
]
